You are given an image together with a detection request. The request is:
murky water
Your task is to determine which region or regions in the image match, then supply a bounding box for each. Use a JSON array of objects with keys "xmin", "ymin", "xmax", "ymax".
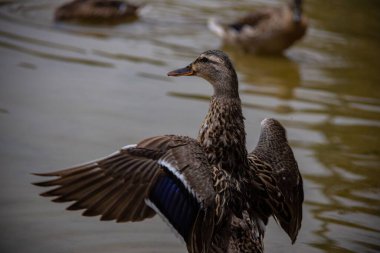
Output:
[{"xmin": 0, "ymin": 0, "xmax": 379, "ymax": 252}]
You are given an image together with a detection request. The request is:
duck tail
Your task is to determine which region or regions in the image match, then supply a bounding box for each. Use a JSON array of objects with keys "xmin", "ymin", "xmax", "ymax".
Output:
[{"xmin": 207, "ymin": 17, "xmax": 226, "ymax": 37}]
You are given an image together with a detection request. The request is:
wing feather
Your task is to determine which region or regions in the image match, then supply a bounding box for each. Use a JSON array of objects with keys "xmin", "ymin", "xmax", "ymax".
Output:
[
  {"xmin": 34, "ymin": 135, "xmax": 217, "ymax": 252},
  {"xmin": 249, "ymin": 118, "xmax": 303, "ymax": 243}
]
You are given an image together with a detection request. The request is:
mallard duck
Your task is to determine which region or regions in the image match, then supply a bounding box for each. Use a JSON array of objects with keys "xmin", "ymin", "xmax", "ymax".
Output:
[
  {"xmin": 54, "ymin": 0, "xmax": 141, "ymax": 24},
  {"xmin": 33, "ymin": 50, "xmax": 303, "ymax": 253},
  {"xmin": 208, "ymin": 0, "xmax": 308, "ymax": 54}
]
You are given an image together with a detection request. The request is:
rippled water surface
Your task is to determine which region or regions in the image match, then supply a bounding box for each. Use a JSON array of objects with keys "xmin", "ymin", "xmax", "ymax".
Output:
[{"xmin": 1, "ymin": 0, "xmax": 379, "ymax": 252}]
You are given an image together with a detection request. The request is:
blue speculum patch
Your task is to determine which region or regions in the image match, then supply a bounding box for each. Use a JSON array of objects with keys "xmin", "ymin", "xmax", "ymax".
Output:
[{"xmin": 149, "ymin": 172, "xmax": 199, "ymax": 242}]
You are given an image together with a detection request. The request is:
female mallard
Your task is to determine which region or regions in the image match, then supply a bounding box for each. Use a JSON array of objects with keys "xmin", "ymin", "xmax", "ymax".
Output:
[
  {"xmin": 54, "ymin": 0, "xmax": 141, "ymax": 24},
  {"xmin": 208, "ymin": 0, "xmax": 308, "ymax": 54},
  {"xmin": 33, "ymin": 50, "xmax": 303, "ymax": 252}
]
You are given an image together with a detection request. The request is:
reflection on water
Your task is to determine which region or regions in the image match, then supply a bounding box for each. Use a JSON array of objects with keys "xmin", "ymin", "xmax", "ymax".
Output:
[{"xmin": 0, "ymin": 0, "xmax": 379, "ymax": 253}]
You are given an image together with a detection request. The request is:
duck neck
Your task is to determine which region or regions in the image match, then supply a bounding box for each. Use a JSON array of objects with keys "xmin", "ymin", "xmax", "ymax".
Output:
[
  {"xmin": 210, "ymin": 70, "xmax": 240, "ymax": 99},
  {"xmin": 198, "ymin": 94, "xmax": 249, "ymax": 175}
]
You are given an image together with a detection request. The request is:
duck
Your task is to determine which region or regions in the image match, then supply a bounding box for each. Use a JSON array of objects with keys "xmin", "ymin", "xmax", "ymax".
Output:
[
  {"xmin": 208, "ymin": 0, "xmax": 308, "ymax": 54},
  {"xmin": 33, "ymin": 50, "xmax": 303, "ymax": 253},
  {"xmin": 54, "ymin": 0, "xmax": 141, "ymax": 24}
]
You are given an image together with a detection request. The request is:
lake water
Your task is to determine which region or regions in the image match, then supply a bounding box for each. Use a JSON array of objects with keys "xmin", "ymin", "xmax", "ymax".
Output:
[{"xmin": 0, "ymin": 0, "xmax": 379, "ymax": 252}]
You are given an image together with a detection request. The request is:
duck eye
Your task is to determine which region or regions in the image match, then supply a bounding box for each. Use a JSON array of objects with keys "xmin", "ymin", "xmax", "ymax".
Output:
[{"xmin": 199, "ymin": 57, "xmax": 209, "ymax": 63}]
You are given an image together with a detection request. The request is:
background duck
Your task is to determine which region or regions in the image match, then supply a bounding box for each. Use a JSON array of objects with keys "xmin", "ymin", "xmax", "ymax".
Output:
[
  {"xmin": 33, "ymin": 50, "xmax": 303, "ymax": 253},
  {"xmin": 208, "ymin": 0, "xmax": 308, "ymax": 54},
  {"xmin": 54, "ymin": 0, "xmax": 141, "ymax": 24}
]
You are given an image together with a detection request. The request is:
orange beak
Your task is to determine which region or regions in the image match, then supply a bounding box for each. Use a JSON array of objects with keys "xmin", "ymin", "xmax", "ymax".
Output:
[{"xmin": 167, "ymin": 65, "xmax": 194, "ymax": 76}]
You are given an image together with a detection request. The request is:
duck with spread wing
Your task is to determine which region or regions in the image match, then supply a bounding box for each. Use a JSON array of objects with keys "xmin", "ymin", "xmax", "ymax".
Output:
[{"xmin": 34, "ymin": 50, "xmax": 303, "ymax": 253}]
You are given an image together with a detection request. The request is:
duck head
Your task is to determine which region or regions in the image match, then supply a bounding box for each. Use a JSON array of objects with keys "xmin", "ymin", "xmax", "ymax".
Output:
[{"xmin": 167, "ymin": 50, "xmax": 239, "ymax": 98}]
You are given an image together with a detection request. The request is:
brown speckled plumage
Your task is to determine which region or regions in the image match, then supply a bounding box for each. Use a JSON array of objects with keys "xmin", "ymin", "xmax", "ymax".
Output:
[
  {"xmin": 229, "ymin": 212, "xmax": 264, "ymax": 253},
  {"xmin": 33, "ymin": 50, "xmax": 303, "ymax": 253},
  {"xmin": 199, "ymin": 97, "xmax": 247, "ymax": 173}
]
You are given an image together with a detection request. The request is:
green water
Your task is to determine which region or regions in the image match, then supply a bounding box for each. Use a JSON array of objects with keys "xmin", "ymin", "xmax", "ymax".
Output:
[{"xmin": 0, "ymin": 0, "xmax": 379, "ymax": 252}]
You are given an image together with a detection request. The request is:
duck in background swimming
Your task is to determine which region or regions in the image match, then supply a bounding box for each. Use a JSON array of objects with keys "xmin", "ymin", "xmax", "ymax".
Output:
[
  {"xmin": 208, "ymin": 0, "xmax": 308, "ymax": 54},
  {"xmin": 54, "ymin": 0, "xmax": 142, "ymax": 24}
]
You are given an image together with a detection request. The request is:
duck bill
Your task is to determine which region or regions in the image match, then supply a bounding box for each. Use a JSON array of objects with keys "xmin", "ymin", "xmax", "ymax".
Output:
[{"xmin": 167, "ymin": 65, "xmax": 194, "ymax": 76}]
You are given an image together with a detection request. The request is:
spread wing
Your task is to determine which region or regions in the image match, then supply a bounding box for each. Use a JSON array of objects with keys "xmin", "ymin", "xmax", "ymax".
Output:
[
  {"xmin": 33, "ymin": 135, "xmax": 216, "ymax": 253},
  {"xmin": 248, "ymin": 118, "xmax": 303, "ymax": 243}
]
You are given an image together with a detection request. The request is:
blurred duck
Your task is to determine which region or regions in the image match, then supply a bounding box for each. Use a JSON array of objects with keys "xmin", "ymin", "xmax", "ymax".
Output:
[
  {"xmin": 33, "ymin": 50, "xmax": 303, "ymax": 252},
  {"xmin": 208, "ymin": 0, "xmax": 308, "ymax": 54},
  {"xmin": 54, "ymin": 0, "xmax": 141, "ymax": 24}
]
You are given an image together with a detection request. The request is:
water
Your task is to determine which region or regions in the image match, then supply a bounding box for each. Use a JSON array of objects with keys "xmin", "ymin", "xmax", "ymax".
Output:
[{"xmin": 0, "ymin": 0, "xmax": 379, "ymax": 252}]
